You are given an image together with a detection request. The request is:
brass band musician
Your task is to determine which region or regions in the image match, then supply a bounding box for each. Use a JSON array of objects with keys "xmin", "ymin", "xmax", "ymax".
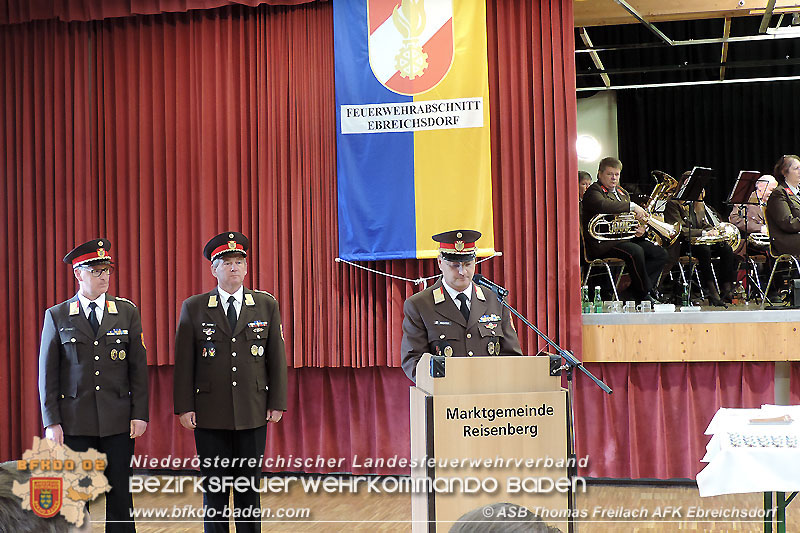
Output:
[
  {"xmin": 729, "ymin": 175, "xmax": 777, "ymax": 254},
  {"xmin": 664, "ymin": 187, "xmax": 737, "ymax": 306},
  {"xmin": 581, "ymin": 157, "xmax": 668, "ymax": 303},
  {"xmin": 765, "ymin": 155, "xmax": 800, "ymax": 257}
]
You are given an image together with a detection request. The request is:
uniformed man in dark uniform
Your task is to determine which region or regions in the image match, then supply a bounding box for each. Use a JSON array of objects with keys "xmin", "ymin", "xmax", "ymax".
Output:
[
  {"xmin": 173, "ymin": 231, "xmax": 287, "ymax": 533},
  {"xmin": 38, "ymin": 238, "xmax": 149, "ymax": 533},
  {"xmin": 400, "ymin": 230, "xmax": 522, "ymax": 382}
]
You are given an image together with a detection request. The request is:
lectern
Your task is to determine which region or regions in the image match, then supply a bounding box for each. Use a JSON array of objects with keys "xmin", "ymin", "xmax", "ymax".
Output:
[{"xmin": 410, "ymin": 354, "xmax": 571, "ymax": 532}]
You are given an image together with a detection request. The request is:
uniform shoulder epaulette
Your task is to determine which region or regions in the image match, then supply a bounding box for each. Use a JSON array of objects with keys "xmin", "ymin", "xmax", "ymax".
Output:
[
  {"xmin": 252, "ymin": 289, "xmax": 277, "ymax": 301},
  {"xmin": 114, "ymin": 296, "xmax": 137, "ymax": 308}
]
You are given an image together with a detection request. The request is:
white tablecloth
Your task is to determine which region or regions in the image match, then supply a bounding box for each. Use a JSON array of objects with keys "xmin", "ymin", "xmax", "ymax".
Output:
[{"xmin": 696, "ymin": 405, "xmax": 800, "ymax": 497}]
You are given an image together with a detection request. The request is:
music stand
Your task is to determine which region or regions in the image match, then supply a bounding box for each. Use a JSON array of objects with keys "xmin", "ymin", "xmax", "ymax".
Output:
[
  {"xmin": 674, "ymin": 167, "xmax": 714, "ymax": 307},
  {"xmin": 727, "ymin": 171, "xmax": 762, "ymax": 206},
  {"xmin": 674, "ymin": 166, "xmax": 714, "ymax": 203},
  {"xmin": 726, "ymin": 171, "xmax": 767, "ymax": 301}
]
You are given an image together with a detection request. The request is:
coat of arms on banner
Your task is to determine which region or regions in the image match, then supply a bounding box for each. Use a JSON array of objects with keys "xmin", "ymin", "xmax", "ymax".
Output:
[
  {"xmin": 30, "ymin": 477, "xmax": 63, "ymax": 518},
  {"xmin": 368, "ymin": 0, "xmax": 454, "ymax": 95}
]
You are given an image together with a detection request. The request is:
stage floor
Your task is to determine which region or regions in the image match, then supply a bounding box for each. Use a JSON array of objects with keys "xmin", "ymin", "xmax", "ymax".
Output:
[{"xmin": 85, "ymin": 475, "xmax": 797, "ymax": 532}]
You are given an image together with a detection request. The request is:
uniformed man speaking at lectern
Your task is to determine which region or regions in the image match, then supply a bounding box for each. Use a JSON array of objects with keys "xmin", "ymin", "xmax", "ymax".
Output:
[
  {"xmin": 401, "ymin": 230, "xmax": 522, "ymax": 382},
  {"xmin": 173, "ymin": 231, "xmax": 287, "ymax": 533},
  {"xmin": 38, "ymin": 238, "xmax": 149, "ymax": 532}
]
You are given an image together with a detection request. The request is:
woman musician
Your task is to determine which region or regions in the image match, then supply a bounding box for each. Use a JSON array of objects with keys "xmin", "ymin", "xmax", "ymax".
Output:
[
  {"xmin": 664, "ymin": 187, "xmax": 737, "ymax": 307},
  {"xmin": 765, "ymin": 155, "xmax": 800, "ymax": 256}
]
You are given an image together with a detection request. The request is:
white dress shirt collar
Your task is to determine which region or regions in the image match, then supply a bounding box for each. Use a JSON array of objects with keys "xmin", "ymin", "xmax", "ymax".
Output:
[
  {"xmin": 441, "ymin": 279, "xmax": 472, "ymax": 306},
  {"xmin": 218, "ymin": 285, "xmax": 244, "ymax": 313},
  {"xmin": 77, "ymin": 292, "xmax": 106, "ymax": 323}
]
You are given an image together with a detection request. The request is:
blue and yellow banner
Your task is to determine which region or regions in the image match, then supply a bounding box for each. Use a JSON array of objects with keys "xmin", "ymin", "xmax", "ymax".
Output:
[{"xmin": 334, "ymin": 0, "xmax": 494, "ymax": 261}]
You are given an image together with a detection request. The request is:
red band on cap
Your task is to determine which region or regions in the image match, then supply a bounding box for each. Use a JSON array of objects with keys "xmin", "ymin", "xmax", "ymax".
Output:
[
  {"xmin": 211, "ymin": 242, "xmax": 245, "ymax": 259},
  {"xmin": 439, "ymin": 242, "xmax": 476, "ymax": 252},
  {"xmin": 72, "ymin": 250, "xmax": 112, "ymax": 266}
]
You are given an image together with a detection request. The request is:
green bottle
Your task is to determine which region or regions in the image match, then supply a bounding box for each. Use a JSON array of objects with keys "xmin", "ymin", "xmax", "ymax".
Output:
[
  {"xmin": 593, "ymin": 286, "xmax": 603, "ymax": 313},
  {"xmin": 581, "ymin": 286, "xmax": 591, "ymax": 314}
]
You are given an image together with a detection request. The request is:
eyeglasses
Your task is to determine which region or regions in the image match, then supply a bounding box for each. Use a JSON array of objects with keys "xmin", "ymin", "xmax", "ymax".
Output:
[{"xmin": 82, "ymin": 266, "xmax": 115, "ymax": 277}]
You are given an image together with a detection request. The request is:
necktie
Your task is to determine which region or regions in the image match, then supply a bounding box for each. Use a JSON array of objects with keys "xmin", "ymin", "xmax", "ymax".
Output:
[
  {"xmin": 227, "ymin": 297, "xmax": 238, "ymax": 331},
  {"xmin": 88, "ymin": 302, "xmax": 100, "ymax": 335},
  {"xmin": 456, "ymin": 293, "xmax": 470, "ymax": 322}
]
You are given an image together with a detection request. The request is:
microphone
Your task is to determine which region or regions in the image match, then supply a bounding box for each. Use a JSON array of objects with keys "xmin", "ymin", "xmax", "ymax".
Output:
[{"xmin": 472, "ymin": 273, "xmax": 509, "ymax": 298}]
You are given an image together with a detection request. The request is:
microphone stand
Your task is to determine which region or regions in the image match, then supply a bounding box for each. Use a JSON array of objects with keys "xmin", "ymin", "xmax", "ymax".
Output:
[{"xmin": 482, "ymin": 285, "xmax": 612, "ymax": 533}]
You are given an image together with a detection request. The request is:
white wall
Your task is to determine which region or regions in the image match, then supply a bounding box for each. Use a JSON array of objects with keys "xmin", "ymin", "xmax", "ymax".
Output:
[{"xmin": 576, "ymin": 91, "xmax": 618, "ymax": 179}]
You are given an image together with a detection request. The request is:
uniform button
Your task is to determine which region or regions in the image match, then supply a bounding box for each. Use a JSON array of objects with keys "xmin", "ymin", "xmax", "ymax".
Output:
[
  {"xmin": 439, "ymin": 334, "xmax": 445, "ymax": 339},
  {"xmin": 94, "ymin": 356, "xmax": 99, "ymax": 360},
  {"xmin": 232, "ymin": 352, "xmax": 237, "ymax": 357},
  {"xmin": 116, "ymin": 339, "xmax": 121, "ymax": 344},
  {"xmin": 95, "ymin": 371, "xmax": 100, "ymax": 376},
  {"xmin": 206, "ymin": 337, "xmax": 211, "ymax": 341},
  {"xmin": 196, "ymin": 388, "xmax": 200, "ymax": 393},
  {"xmin": 70, "ymin": 338, "xmax": 76, "ymax": 342},
  {"xmin": 468, "ymin": 351, "xmax": 474, "ymax": 356},
  {"xmin": 232, "ymin": 338, "xmax": 236, "ymax": 343},
  {"xmin": 95, "ymin": 385, "xmax": 100, "ymax": 390},
  {"xmin": 257, "ymin": 335, "xmax": 261, "ymax": 339},
  {"xmin": 232, "ymin": 381, "xmax": 238, "ymax": 387},
  {"xmin": 466, "ymin": 333, "xmax": 472, "ymax": 339},
  {"xmin": 232, "ymin": 367, "xmax": 237, "ymax": 372},
  {"xmin": 94, "ymin": 340, "xmax": 99, "ymax": 346},
  {"xmin": 60, "ymin": 394, "xmax": 65, "ymax": 399}
]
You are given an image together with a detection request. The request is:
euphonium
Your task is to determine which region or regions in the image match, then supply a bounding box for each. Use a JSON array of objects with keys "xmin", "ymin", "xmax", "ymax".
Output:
[
  {"xmin": 643, "ymin": 171, "xmax": 681, "ymax": 247},
  {"xmin": 690, "ymin": 222, "xmax": 742, "ymax": 250},
  {"xmin": 588, "ymin": 212, "xmax": 639, "ymax": 241}
]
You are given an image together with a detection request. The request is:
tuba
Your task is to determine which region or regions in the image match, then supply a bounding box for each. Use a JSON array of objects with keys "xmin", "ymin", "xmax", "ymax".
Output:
[
  {"xmin": 642, "ymin": 171, "xmax": 681, "ymax": 247},
  {"xmin": 588, "ymin": 212, "xmax": 639, "ymax": 241}
]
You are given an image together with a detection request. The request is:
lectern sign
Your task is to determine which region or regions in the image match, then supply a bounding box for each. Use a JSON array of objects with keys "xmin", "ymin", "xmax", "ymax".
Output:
[{"xmin": 427, "ymin": 392, "xmax": 571, "ymax": 530}]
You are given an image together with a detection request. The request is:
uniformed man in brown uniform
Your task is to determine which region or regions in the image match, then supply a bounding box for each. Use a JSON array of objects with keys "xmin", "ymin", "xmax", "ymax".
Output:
[
  {"xmin": 581, "ymin": 157, "xmax": 667, "ymax": 302},
  {"xmin": 173, "ymin": 231, "xmax": 287, "ymax": 533},
  {"xmin": 38, "ymin": 238, "xmax": 149, "ymax": 533},
  {"xmin": 400, "ymin": 230, "xmax": 522, "ymax": 382}
]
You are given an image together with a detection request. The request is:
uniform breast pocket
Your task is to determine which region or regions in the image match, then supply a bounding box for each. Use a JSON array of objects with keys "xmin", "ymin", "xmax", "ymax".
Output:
[
  {"xmin": 427, "ymin": 325, "xmax": 461, "ymax": 356},
  {"xmin": 245, "ymin": 328, "xmax": 268, "ymax": 359},
  {"xmin": 427, "ymin": 323, "xmax": 461, "ymax": 342},
  {"xmin": 105, "ymin": 334, "xmax": 130, "ymax": 362},
  {"xmin": 59, "ymin": 329, "xmax": 88, "ymax": 363},
  {"xmin": 478, "ymin": 323, "xmax": 503, "ymax": 355},
  {"xmin": 196, "ymin": 330, "xmax": 224, "ymax": 362}
]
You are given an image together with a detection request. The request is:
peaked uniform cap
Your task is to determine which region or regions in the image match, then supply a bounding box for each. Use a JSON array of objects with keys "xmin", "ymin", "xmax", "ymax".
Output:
[
  {"xmin": 63, "ymin": 238, "xmax": 113, "ymax": 267},
  {"xmin": 432, "ymin": 229, "xmax": 481, "ymax": 261},
  {"xmin": 203, "ymin": 231, "xmax": 249, "ymax": 261}
]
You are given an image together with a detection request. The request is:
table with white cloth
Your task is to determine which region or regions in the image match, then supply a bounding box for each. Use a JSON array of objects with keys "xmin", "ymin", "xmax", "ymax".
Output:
[{"xmin": 697, "ymin": 405, "xmax": 800, "ymax": 533}]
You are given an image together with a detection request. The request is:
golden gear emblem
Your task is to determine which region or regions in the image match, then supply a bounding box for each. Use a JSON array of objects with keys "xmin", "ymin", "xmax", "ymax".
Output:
[
  {"xmin": 454, "ymin": 241, "xmax": 464, "ymax": 252},
  {"xmin": 227, "ymin": 241, "xmax": 236, "ymax": 250},
  {"xmin": 393, "ymin": 0, "xmax": 429, "ymax": 80},
  {"xmin": 97, "ymin": 249, "xmax": 105, "ymax": 257}
]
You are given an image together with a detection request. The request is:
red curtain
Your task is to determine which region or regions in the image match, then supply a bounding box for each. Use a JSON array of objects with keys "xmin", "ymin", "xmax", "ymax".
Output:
[
  {"xmin": 0, "ymin": 0, "xmax": 581, "ymax": 471},
  {"xmin": 574, "ymin": 362, "xmax": 779, "ymax": 479}
]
